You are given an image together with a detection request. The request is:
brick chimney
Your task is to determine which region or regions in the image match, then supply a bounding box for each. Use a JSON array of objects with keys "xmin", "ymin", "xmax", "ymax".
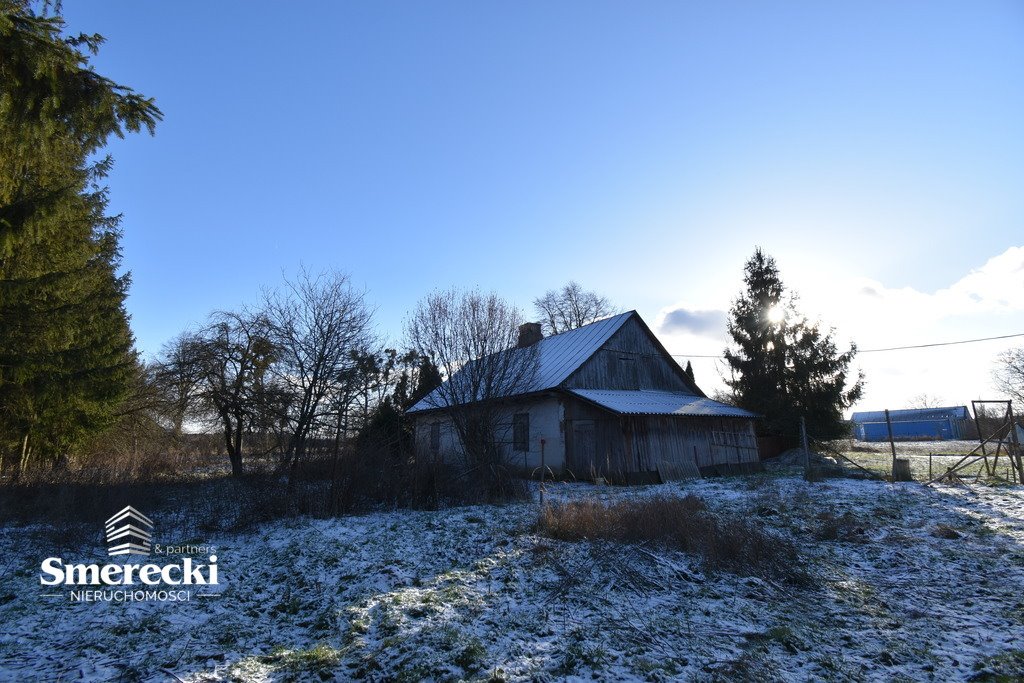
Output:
[{"xmin": 517, "ymin": 322, "xmax": 543, "ymax": 348}]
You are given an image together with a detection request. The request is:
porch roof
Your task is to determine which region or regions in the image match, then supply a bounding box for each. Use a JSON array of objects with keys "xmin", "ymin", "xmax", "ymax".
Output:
[{"xmin": 568, "ymin": 389, "xmax": 757, "ymax": 418}]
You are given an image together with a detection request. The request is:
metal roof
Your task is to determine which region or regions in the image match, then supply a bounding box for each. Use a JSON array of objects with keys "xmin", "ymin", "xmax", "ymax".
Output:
[
  {"xmin": 407, "ymin": 311, "xmax": 634, "ymax": 413},
  {"xmin": 851, "ymin": 406, "xmax": 970, "ymax": 423},
  {"xmin": 569, "ymin": 389, "xmax": 758, "ymax": 418}
]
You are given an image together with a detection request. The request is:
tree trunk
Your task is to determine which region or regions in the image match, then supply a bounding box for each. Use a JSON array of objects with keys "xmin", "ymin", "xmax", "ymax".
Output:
[
  {"xmin": 229, "ymin": 450, "xmax": 244, "ymax": 477},
  {"xmin": 222, "ymin": 415, "xmax": 245, "ymax": 477},
  {"xmin": 328, "ymin": 409, "xmax": 343, "ymax": 513},
  {"xmin": 14, "ymin": 432, "xmax": 31, "ymax": 482},
  {"xmin": 10, "ymin": 432, "xmax": 30, "ymax": 483},
  {"xmin": 232, "ymin": 421, "xmax": 244, "ymax": 476},
  {"xmin": 288, "ymin": 434, "xmax": 304, "ymax": 487}
]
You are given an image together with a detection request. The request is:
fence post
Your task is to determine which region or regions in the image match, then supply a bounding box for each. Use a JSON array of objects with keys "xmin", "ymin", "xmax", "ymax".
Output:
[
  {"xmin": 539, "ymin": 438, "xmax": 546, "ymax": 507},
  {"xmin": 800, "ymin": 416, "xmax": 810, "ymax": 476},
  {"xmin": 885, "ymin": 409, "xmax": 897, "ymax": 481}
]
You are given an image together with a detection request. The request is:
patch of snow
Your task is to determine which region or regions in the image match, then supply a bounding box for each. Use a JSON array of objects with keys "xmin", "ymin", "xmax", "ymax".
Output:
[{"xmin": 2, "ymin": 476, "xmax": 1023, "ymax": 680}]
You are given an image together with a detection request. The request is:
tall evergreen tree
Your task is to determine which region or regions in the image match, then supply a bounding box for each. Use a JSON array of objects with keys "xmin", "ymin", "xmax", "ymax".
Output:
[
  {"xmin": 0, "ymin": 2, "xmax": 160, "ymax": 470},
  {"xmin": 724, "ymin": 248, "xmax": 864, "ymax": 442},
  {"xmin": 683, "ymin": 360, "xmax": 695, "ymax": 385}
]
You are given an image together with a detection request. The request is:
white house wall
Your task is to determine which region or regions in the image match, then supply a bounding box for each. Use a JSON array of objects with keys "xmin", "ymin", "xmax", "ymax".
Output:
[{"xmin": 413, "ymin": 395, "xmax": 567, "ymax": 472}]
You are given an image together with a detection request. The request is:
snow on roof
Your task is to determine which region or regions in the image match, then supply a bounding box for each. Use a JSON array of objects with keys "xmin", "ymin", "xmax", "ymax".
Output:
[
  {"xmin": 407, "ymin": 311, "xmax": 634, "ymax": 413},
  {"xmin": 569, "ymin": 389, "xmax": 758, "ymax": 418}
]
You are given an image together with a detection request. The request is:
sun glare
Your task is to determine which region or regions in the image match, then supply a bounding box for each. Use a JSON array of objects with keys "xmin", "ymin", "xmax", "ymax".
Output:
[{"xmin": 767, "ymin": 305, "xmax": 785, "ymax": 324}]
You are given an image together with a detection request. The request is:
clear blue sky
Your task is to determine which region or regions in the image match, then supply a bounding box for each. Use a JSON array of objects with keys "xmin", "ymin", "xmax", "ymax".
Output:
[{"xmin": 63, "ymin": 1, "xmax": 1024, "ymax": 409}]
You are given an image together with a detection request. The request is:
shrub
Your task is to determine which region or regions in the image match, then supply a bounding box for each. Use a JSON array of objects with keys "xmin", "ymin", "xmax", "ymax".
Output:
[
  {"xmin": 538, "ymin": 495, "xmax": 807, "ymax": 583},
  {"xmin": 814, "ymin": 511, "xmax": 866, "ymax": 542}
]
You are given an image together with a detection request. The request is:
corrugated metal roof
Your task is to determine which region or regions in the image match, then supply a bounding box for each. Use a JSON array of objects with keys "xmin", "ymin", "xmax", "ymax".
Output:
[
  {"xmin": 569, "ymin": 389, "xmax": 758, "ymax": 418},
  {"xmin": 407, "ymin": 311, "xmax": 634, "ymax": 413},
  {"xmin": 851, "ymin": 406, "xmax": 970, "ymax": 423}
]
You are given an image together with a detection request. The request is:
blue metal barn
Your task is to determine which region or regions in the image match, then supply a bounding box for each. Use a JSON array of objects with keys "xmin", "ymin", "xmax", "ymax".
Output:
[{"xmin": 851, "ymin": 406, "xmax": 971, "ymax": 441}]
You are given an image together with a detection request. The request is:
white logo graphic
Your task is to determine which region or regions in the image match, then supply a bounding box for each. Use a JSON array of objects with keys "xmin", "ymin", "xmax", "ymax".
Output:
[
  {"xmin": 104, "ymin": 506, "xmax": 154, "ymax": 556},
  {"xmin": 41, "ymin": 506, "xmax": 219, "ymax": 602}
]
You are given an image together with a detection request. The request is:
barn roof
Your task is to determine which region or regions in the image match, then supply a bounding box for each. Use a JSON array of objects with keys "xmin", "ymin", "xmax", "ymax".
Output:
[
  {"xmin": 569, "ymin": 389, "xmax": 758, "ymax": 418},
  {"xmin": 851, "ymin": 406, "xmax": 970, "ymax": 423},
  {"xmin": 407, "ymin": 311, "xmax": 634, "ymax": 413}
]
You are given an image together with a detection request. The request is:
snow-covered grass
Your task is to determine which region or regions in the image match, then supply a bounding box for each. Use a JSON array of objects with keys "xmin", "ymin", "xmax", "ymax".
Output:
[
  {"xmin": 836, "ymin": 440, "xmax": 996, "ymax": 480},
  {"xmin": 3, "ymin": 474, "xmax": 1024, "ymax": 681},
  {"xmin": 846, "ymin": 440, "xmax": 980, "ymax": 456}
]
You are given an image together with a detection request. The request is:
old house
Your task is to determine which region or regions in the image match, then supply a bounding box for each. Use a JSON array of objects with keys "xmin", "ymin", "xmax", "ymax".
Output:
[{"xmin": 407, "ymin": 311, "xmax": 760, "ymax": 482}]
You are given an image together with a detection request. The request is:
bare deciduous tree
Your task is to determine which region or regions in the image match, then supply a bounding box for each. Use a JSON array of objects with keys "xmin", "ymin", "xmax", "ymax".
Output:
[
  {"xmin": 994, "ymin": 347, "xmax": 1024, "ymax": 405},
  {"xmin": 907, "ymin": 393, "xmax": 945, "ymax": 409},
  {"xmin": 165, "ymin": 312, "xmax": 275, "ymax": 476},
  {"xmin": 406, "ymin": 288, "xmax": 538, "ymax": 496},
  {"xmin": 533, "ymin": 281, "xmax": 616, "ymax": 336},
  {"xmin": 153, "ymin": 332, "xmax": 205, "ymax": 442},
  {"xmin": 262, "ymin": 269, "xmax": 373, "ymax": 481}
]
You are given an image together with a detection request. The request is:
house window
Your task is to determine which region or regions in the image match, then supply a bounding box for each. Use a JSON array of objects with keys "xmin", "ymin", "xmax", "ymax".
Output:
[
  {"xmin": 512, "ymin": 413, "xmax": 529, "ymax": 452},
  {"xmin": 430, "ymin": 423, "xmax": 440, "ymax": 454}
]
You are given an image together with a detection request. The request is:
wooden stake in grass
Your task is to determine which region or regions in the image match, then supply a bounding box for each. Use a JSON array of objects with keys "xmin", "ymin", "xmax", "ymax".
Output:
[
  {"xmin": 539, "ymin": 437, "xmax": 546, "ymax": 507},
  {"xmin": 885, "ymin": 409, "xmax": 897, "ymax": 482}
]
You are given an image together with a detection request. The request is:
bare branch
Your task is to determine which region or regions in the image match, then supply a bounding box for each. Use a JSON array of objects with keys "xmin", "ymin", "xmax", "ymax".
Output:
[{"xmin": 533, "ymin": 281, "xmax": 616, "ymax": 335}]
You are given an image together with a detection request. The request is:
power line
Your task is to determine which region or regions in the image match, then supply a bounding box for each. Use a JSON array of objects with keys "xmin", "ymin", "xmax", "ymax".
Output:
[
  {"xmin": 669, "ymin": 331, "xmax": 1024, "ymax": 360},
  {"xmin": 858, "ymin": 331, "xmax": 1024, "ymax": 353}
]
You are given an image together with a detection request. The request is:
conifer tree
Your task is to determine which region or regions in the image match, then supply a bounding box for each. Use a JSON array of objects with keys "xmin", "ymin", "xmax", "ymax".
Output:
[
  {"xmin": 683, "ymin": 360, "xmax": 695, "ymax": 385},
  {"xmin": 724, "ymin": 248, "xmax": 863, "ymax": 442},
  {"xmin": 0, "ymin": 2, "xmax": 161, "ymax": 470}
]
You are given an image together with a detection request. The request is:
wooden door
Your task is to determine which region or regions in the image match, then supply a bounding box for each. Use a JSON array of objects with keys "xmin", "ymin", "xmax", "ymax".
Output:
[{"xmin": 572, "ymin": 420, "xmax": 597, "ymax": 478}]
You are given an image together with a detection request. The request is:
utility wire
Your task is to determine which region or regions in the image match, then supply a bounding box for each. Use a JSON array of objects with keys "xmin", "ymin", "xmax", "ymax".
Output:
[
  {"xmin": 669, "ymin": 331, "xmax": 1024, "ymax": 360},
  {"xmin": 857, "ymin": 332, "xmax": 1024, "ymax": 353}
]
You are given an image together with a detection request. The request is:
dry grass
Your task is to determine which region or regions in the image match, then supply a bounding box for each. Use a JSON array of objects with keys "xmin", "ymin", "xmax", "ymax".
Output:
[
  {"xmin": 814, "ymin": 511, "xmax": 867, "ymax": 542},
  {"xmin": 538, "ymin": 495, "xmax": 808, "ymax": 583}
]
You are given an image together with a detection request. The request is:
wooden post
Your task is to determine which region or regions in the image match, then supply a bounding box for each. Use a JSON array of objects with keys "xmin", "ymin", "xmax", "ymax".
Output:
[
  {"xmin": 929, "ymin": 452, "xmax": 933, "ymax": 482},
  {"xmin": 800, "ymin": 416, "xmax": 810, "ymax": 476},
  {"xmin": 885, "ymin": 409, "xmax": 897, "ymax": 481},
  {"xmin": 539, "ymin": 438, "xmax": 546, "ymax": 507},
  {"xmin": 893, "ymin": 458, "xmax": 912, "ymax": 482},
  {"xmin": 1007, "ymin": 404, "xmax": 1024, "ymax": 483}
]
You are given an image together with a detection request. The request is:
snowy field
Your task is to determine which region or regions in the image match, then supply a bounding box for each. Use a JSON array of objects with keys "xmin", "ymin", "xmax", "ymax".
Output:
[
  {"xmin": 836, "ymin": 440, "xmax": 991, "ymax": 480},
  {"xmin": 2, "ymin": 474, "xmax": 1024, "ymax": 681}
]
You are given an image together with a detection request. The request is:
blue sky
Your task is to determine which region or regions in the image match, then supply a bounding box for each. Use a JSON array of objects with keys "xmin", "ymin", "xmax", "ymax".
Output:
[{"xmin": 63, "ymin": 1, "xmax": 1024, "ymax": 410}]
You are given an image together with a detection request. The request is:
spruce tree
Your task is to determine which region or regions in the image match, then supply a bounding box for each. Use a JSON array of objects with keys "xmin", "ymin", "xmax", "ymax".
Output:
[
  {"xmin": 0, "ymin": 2, "xmax": 161, "ymax": 470},
  {"xmin": 724, "ymin": 248, "xmax": 863, "ymax": 442},
  {"xmin": 683, "ymin": 360, "xmax": 695, "ymax": 385}
]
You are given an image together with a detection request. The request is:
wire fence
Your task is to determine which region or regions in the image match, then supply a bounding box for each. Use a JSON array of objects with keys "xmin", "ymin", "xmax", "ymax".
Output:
[{"xmin": 805, "ymin": 435, "xmax": 1021, "ymax": 484}]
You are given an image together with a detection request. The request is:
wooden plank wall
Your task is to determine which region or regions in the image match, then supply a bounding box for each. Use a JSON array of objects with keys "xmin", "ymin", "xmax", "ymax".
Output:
[
  {"xmin": 622, "ymin": 416, "xmax": 702, "ymax": 479},
  {"xmin": 562, "ymin": 398, "xmax": 627, "ymax": 478},
  {"xmin": 706, "ymin": 417, "xmax": 760, "ymax": 465},
  {"xmin": 562, "ymin": 396, "xmax": 758, "ymax": 481},
  {"xmin": 564, "ymin": 317, "xmax": 692, "ymax": 393}
]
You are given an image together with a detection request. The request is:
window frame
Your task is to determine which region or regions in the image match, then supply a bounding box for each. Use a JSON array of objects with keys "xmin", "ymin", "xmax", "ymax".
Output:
[{"xmin": 512, "ymin": 412, "xmax": 530, "ymax": 452}]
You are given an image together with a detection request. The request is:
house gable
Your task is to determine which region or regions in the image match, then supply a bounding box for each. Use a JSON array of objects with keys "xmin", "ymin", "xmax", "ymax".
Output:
[{"xmin": 561, "ymin": 314, "xmax": 703, "ymax": 395}]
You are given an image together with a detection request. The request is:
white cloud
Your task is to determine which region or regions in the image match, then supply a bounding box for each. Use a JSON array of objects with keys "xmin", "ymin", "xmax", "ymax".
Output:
[
  {"xmin": 651, "ymin": 246, "xmax": 1024, "ymax": 413},
  {"xmin": 791, "ymin": 246, "xmax": 1024, "ymax": 343},
  {"xmin": 659, "ymin": 308, "xmax": 729, "ymax": 340}
]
